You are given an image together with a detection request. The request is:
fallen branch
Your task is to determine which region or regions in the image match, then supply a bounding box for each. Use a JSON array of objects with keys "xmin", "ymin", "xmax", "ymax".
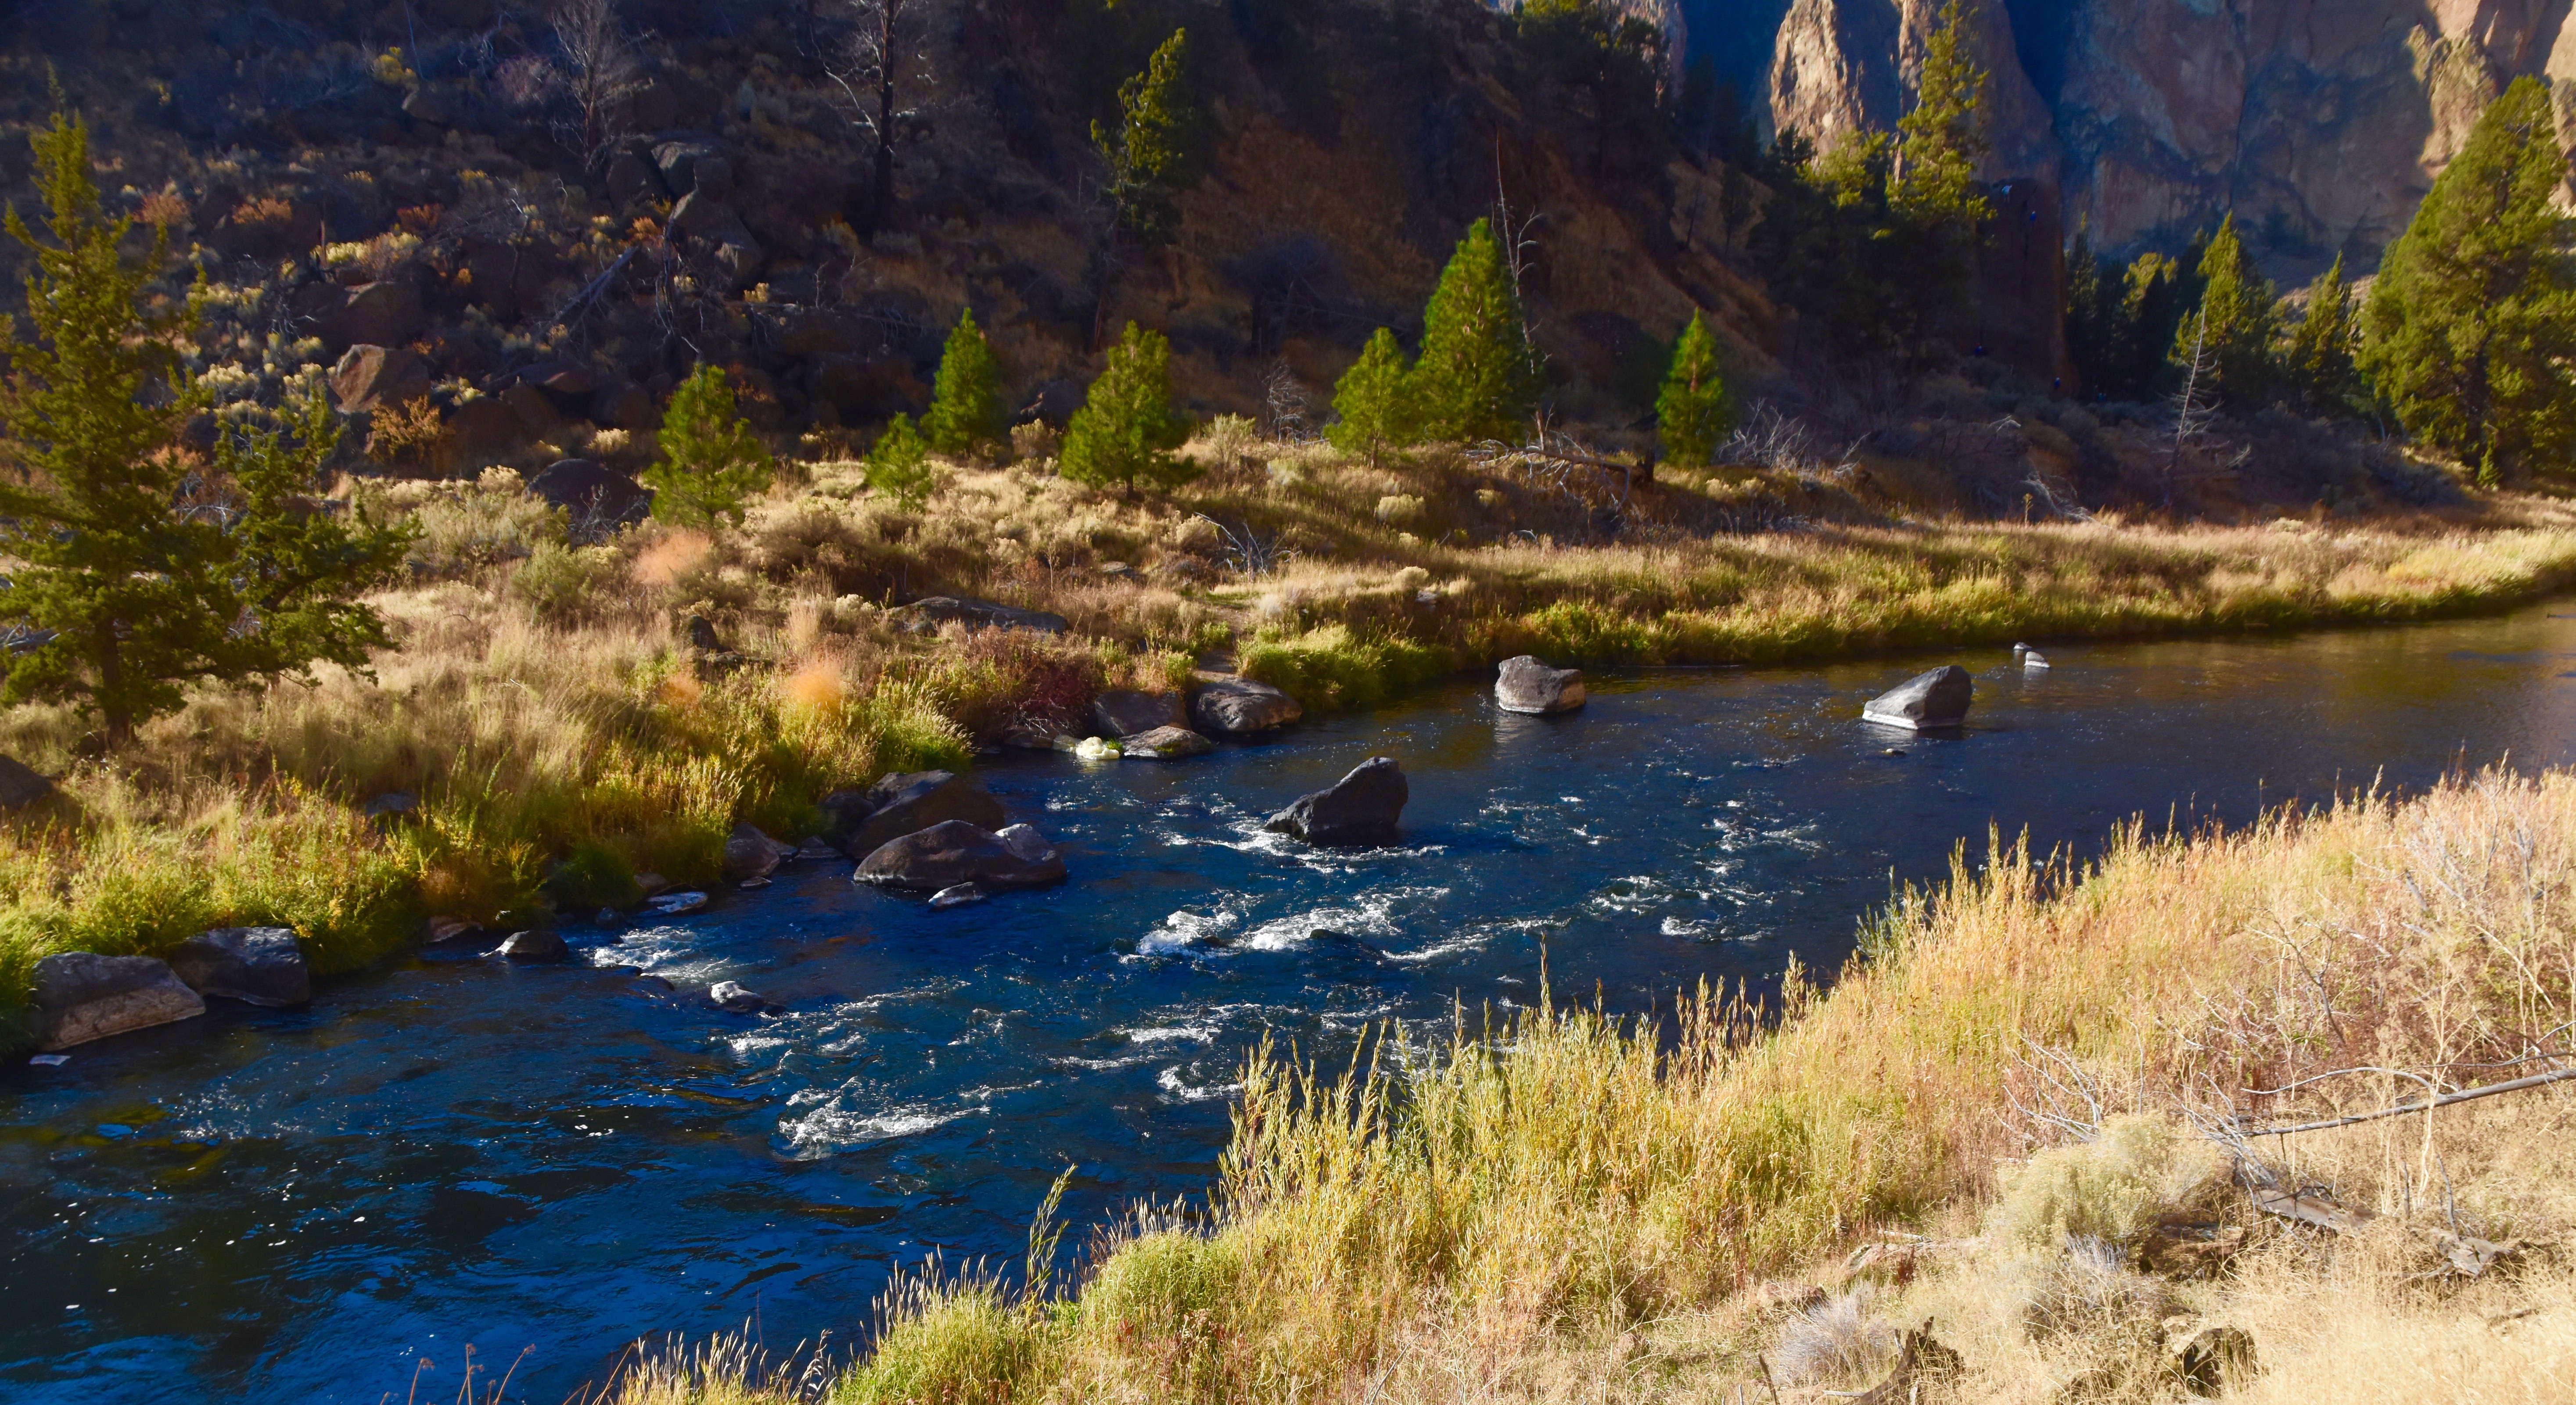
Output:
[{"xmin": 2239, "ymin": 1065, "xmax": 2576, "ymax": 1137}]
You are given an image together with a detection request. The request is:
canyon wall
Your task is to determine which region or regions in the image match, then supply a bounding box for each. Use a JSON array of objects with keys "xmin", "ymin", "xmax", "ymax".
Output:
[{"xmin": 1759, "ymin": 0, "xmax": 2576, "ymax": 277}]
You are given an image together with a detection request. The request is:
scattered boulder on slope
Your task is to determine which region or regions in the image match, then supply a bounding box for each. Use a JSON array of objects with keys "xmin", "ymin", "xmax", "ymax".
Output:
[
  {"xmin": 1863, "ymin": 666, "xmax": 1973, "ymax": 729},
  {"xmin": 854, "ymin": 820, "xmax": 1067, "ymax": 892},
  {"xmin": 330, "ymin": 344, "xmax": 432, "ymax": 413},
  {"xmin": 821, "ymin": 771, "xmax": 1007, "ymax": 859},
  {"xmin": 30, "ymin": 953, "xmax": 205, "ymax": 1050},
  {"xmin": 1494, "ymin": 656, "xmax": 1587, "ymax": 715},
  {"xmin": 1191, "ymin": 677, "xmax": 1302, "ymax": 735},
  {"xmin": 0, "ymin": 754, "xmax": 54, "ymax": 808},
  {"xmin": 1264, "ymin": 756, "xmax": 1408, "ymax": 846},
  {"xmin": 528, "ymin": 459, "xmax": 651, "ymax": 527},
  {"xmin": 168, "ymin": 927, "xmax": 310, "ymax": 1007},
  {"xmin": 884, "ymin": 596, "xmax": 1070, "ymax": 635}
]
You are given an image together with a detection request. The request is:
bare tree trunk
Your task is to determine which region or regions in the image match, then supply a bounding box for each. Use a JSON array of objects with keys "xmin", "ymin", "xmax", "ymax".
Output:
[{"xmin": 873, "ymin": 2, "xmax": 898, "ymax": 216}]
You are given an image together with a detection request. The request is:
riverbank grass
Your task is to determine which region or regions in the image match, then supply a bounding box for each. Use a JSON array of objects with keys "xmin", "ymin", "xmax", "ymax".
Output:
[{"xmin": 596, "ymin": 764, "xmax": 2576, "ymax": 1401}]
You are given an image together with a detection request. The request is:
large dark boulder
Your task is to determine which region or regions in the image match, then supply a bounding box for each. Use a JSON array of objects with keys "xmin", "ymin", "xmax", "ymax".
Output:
[
  {"xmin": 1863, "ymin": 665, "xmax": 1974, "ymax": 730},
  {"xmin": 168, "ymin": 927, "xmax": 309, "ymax": 1007},
  {"xmin": 1494, "ymin": 656, "xmax": 1586, "ymax": 715},
  {"xmin": 316, "ymin": 281, "xmax": 425, "ymax": 353},
  {"xmin": 30, "ymin": 953, "xmax": 205, "ymax": 1050},
  {"xmin": 1264, "ymin": 756, "xmax": 1407, "ymax": 846},
  {"xmin": 528, "ymin": 459, "xmax": 651, "ymax": 528},
  {"xmin": 884, "ymin": 597, "xmax": 1069, "ymax": 636},
  {"xmin": 1124, "ymin": 726, "xmax": 1214, "ymax": 760},
  {"xmin": 1093, "ymin": 689, "xmax": 1183, "ymax": 738},
  {"xmin": 722, "ymin": 822, "xmax": 795, "ymax": 882},
  {"xmin": 667, "ymin": 194, "xmax": 764, "ymax": 290},
  {"xmin": 855, "ymin": 820, "xmax": 1067, "ymax": 892},
  {"xmin": 820, "ymin": 771, "xmax": 1006, "ymax": 859},
  {"xmin": 1191, "ymin": 677, "xmax": 1302, "ymax": 735},
  {"xmin": 0, "ymin": 754, "xmax": 53, "ymax": 808}
]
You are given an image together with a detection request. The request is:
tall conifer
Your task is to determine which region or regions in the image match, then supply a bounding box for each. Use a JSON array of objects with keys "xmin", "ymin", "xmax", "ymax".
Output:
[
  {"xmin": 2284, "ymin": 254, "xmax": 2361, "ymax": 417},
  {"xmin": 2361, "ymin": 76, "xmax": 2576, "ymax": 476},
  {"xmin": 924, "ymin": 308, "xmax": 1005, "ymax": 456},
  {"xmin": 1655, "ymin": 312, "xmax": 1733, "ymax": 467},
  {"xmin": 1329, "ymin": 327, "xmax": 1414, "ymax": 464},
  {"xmin": 2169, "ymin": 214, "xmax": 2277, "ymax": 402},
  {"xmin": 1060, "ymin": 322, "xmax": 1194, "ymax": 493},
  {"xmin": 1409, "ymin": 219, "xmax": 1539, "ymax": 443},
  {"xmin": 0, "ymin": 111, "xmax": 411, "ymax": 745}
]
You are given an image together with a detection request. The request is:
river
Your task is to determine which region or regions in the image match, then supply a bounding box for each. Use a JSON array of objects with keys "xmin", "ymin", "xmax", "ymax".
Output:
[{"xmin": 5, "ymin": 602, "xmax": 2574, "ymax": 1402}]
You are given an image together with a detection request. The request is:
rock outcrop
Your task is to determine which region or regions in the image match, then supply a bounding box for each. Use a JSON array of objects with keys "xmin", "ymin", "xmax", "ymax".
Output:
[
  {"xmin": 1191, "ymin": 678, "xmax": 1303, "ymax": 735},
  {"xmin": 1494, "ymin": 656, "xmax": 1588, "ymax": 714},
  {"xmin": 1863, "ymin": 664, "xmax": 1973, "ymax": 728},
  {"xmin": 884, "ymin": 597, "xmax": 1071, "ymax": 635},
  {"xmin": 30, "ymin": 953, "xmax": 205, "ymax": 1050},
  {"xmin": 820, "ymin": 771, "xmax": 1008, "ymax": 859},
  {"xmin": 722, "ymin": 823, "xmax": 796, "ymax": 882},
  {"xmin": 1265, "ymin": 756, "xmax": 1409, "ymax": 846},
  {"xmin": 168, "ymin": 927, "xmax": 310, "ymax": 1007},
  {"xmin": 1093, "ymin": 689, "xmax": 1185, "ymax": 738},
  {"xmin": 854, "ymin": 820, "xmax": 1068, "ymax": 892}
]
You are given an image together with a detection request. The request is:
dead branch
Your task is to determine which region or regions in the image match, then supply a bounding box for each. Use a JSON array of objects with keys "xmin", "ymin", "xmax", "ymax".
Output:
[{"xmin": 2238, "ymin": 1065, "xmax": 2576, "ymax": 1138}]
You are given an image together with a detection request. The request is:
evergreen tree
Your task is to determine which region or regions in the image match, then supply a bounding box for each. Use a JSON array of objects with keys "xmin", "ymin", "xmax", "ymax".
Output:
[
  {"xmin": 924, "ymin": 308, "xmax": 1005, "ymax": 456},
  {"xmin": 1328, "ymin": 327, "xmax": 1415, "ymax": 464},
  {"xmin": 2283, "ymin": 253, "xmax": 2362, "ymax": 418},
  {"xmin": 1060, "ymin": 321, "xmax": 1195, "ymax": 493},
  {"xmin": 2168, "ymin": 213, "xmax": 2277, "ymax": 402},
  {"xmin": 1094, "ymin": 29, "xmax": 1198, "ymax": 249},
  {"xmin": 0, "ymin": 111, "xmax": 413, "ymax": 745},
  {"xmin": 2102, "ymin": 251, "xmax": 2186, "ymax": 400},
  {"xmin": 642, "ymin": 363, "xmax": 771, "ymax": 529},
  {"xmin": 2361, "ymin": 76, "xmax": 2576, "ymax": 477},
  {"xmin": 1409, "ymin": 219, "xmax": 1540, "ymax": 443},
  {"xmin": 1655, "ymin": 311, "xmax": 1733, "ymax": 467},
  {"xmin": 1891, "ymin": 0, "xmax": 1990, "ymax": 232},
  {"xmin": 866, "ymin": 412, "xmax": 935, "ymax": 510}
]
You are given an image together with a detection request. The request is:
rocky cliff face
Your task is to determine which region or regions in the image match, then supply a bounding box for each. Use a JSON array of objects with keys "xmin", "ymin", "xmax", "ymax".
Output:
[{"xmin": 1762, "ymin": 0, "xmax": 2576, "ymax": 276}]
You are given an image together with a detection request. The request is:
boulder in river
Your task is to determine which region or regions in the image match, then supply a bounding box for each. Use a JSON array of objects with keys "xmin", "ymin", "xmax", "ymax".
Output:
[
  {"xmin": 855, "ymin": 820, "xmax": 1067, "ymax": 892},
  {"xmin": 1123, "ymin": 726, "xmax": 1214, "ymax": 760},
  {"xmin": 168, "ymin": 927, "xmax": 310, "ymax": 1007},
  {"xmin": 1863, "ymin": 666, "xmax": 1973, "ymax": 730},
  {"xmin": 929, "ymin": 883, "xmax": 987, "ymax": 909},
  {"xmin": 30, "ymin": 953, "xmax": 205, "ymax": 1050},
  {"xmin": 1191, "ymin": 677, "xmax": 1302, "ymax": 735},
  {"xmin": 709, "ymin": 980, "xmax": 771, "ymax": 1014},
  {"xmin": 1264, "ymin": 756, "xmax": 1408, "ymax": 847},
  {"xmin": 1494, "ymin": 656, "xmax": 1586, "ymax": 715},
  {"xmin": 722, "ymin": 822, "xmax": 796, "ymax": 882},
  {"xmin": 884, "ymin": 596, "xmax": 1069, "ymax": 636},
  {"xmin": 822, "ymin": 771, "xmax": 1008, "ymax": 859},
  {"xmin": 1092, "ymin": 689, "xmax": 1184, "ymax": 738},
  {"xmin": 496, "ymin": 930, "xmax": 571, "ymax": 962}
]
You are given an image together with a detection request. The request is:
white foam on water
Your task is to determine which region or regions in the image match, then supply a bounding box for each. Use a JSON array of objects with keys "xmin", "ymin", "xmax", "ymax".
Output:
[
  {"xmin": 1124, "ymin": 1023, "xmax": 1219, "ymax": 1044},
  {"xmin": 1660, "ymin": 916, "xmax": 1721, "ymax": 939},
  {"xmin": 1136, "ymin": 907, "xmax": 1241, "ymax": 956},
  {"xmin": 779, "ymin": 1099, "xmax": 977, "ymax": 1158},
  {"xmin": 1156, "ymin": 1066, "xmax": 1243, "ymax": 1103}
]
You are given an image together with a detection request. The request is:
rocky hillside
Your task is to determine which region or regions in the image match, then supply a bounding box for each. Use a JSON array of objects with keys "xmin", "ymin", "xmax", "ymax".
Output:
[
  {"xmin": 0, "ymin": 0, "xmax": 1768, "ymax": 472},
  {"xmin": 1759, "ymin": 0, "xmax": 2576, "ymax": 277}
]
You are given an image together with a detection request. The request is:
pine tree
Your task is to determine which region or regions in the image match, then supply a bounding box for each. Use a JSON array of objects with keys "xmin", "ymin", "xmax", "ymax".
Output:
[
  {"xmin": 1327, "ymin": 327, "xmax": 1414, "ymax": 464},
  {"xmin": 1409, "ymin": 219, "xmax": 1540, "ymax": 443},
  {"xmin": 866, "ymin": 412, "xmax": 935, "ymax": 509},
  {"xmin": 2103, "ymin": 251, "xmax": 2185, "ymax": 400},
  {"xmin": 1891, "ymin": 0, "xmax": 1990, "ymax": 232},
  {"xmin": 2361, "ymin": 76, "xmax": 2576, "ymax": 476},
  {"xmin": 2283, "ymin": 253, "xmax": 2362, "ymax": 418},
  {"xmin": 2168, "ymin": 213, "xmax": 2277, "ymax": 403},
  {"xmin": 924, "ymin": 308, "xmax": 1005, "ymax": 456},
  {"xmin": 0, "ymin": 111, "xmax": 413, "ymax": 745},
  {"xmin": 1060, "ymin": 321, "xmax": 1195, "ymax": 493},
  {"xmin": 1094, "ymin": 29, "xmax": 1198, "ymax": 249},
  {"xmin": 1655, "ymin": 311, "xmax": 1734, "ymax": 467},
  {"xmin": 642, "ymin": 363, "xmax": 772, "ymax": 529}
]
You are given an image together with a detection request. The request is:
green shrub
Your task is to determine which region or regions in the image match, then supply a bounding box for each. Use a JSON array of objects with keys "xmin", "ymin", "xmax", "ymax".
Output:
[
  {"xmin": 543, "ymin": 841, "xmax": 644, "ymax": 912},
  {"xmin": 1994, "ymin": 1115, "xmax": 2220, "ymax": 1251},
  {"xmin": 1238, "ymin": 625, "xmax": 1449, "ymax": 710},
  {"xmin": 510, "ymin": 541, "xmax": 625, "ymax": 621},
  {"xmin": 836, "ymin": 1273, "xmax": 1056, "ymax": 1405}
]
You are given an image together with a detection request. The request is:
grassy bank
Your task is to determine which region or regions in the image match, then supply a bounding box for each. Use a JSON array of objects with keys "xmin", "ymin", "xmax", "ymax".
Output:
[
  {"xmin": 605, "ymin": 764, "xmax": 2576, "ymax": 1403},
  {"xmin": 0, "ymin": 433, "xmax": 2571, "ymax": 1046}
]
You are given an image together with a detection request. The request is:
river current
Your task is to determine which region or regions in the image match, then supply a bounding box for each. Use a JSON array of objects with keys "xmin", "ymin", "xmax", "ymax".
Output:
[{"xmin": 6, "ymin": 603, "xmax": 2574, "ymax": 1402}]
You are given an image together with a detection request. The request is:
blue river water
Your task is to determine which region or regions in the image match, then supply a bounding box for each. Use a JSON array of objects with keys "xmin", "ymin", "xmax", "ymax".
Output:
[{"xmin": 4, "ymin": 603, "xmax": 2574, "ymax": 1402}]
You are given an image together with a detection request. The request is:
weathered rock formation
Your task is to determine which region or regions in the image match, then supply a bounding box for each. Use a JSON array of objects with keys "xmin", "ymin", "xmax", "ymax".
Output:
[
  {"xmin": 821, "ymin": 771, "xmax": 1007, "ymax": 860},
  {"xmin": 855, "ymin": 820, "xmax": 1068, "ymax": 892},
  {"xmin": 1863, "ymin": 663, "xmax": 1973, "ymax": 728},
  {"xmin": 30, "ymin": 953, "xmax": 205, "ymax": 1050},
  {"xmin": 1192, "ymin": 678, "xmax": 1304, "ymax": 735},
  {"xmin": 169, "ymin": 927, "xmax": 310, "ymax": 1007},
  {"xmin": 1495, "ymin": 656, "xmax": 1588, "ymax": 714},
  {"xmin": 1265, "ymin": 756, "xmax": 1409, "ymax": 846}
]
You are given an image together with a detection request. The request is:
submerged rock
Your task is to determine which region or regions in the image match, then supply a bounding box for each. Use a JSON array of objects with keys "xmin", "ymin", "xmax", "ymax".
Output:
[
  {"xmin": 708, "ymin": 980, "xmax": 771, "ymax": 1014},
  {"xmin": 822, "ymin": 771, "xmax": 1007, "ymax": 859},
  {"xmin": 1863, "ymin": 665, "xmax": 1973, "ymax": 729},
  {"xmin": 31, "ymin": 953, "xmax": 205, "ymax": 1050},
  {"xmin": 169, "ymin": 927, "xmax": 310, "ymax": 1007},
  {"xmin": 1264, "ymin": 756, "xmax": 1408, "ymax": 846},
  {"xmin": 496, "ymin": 930, "xmax": 570, "ymax": 962},
  {"xmin": 929, "ymin": 883, "xmax": 987, "ymax": 909},
  {"xmin": 1190, "ymin": 677, "xmax": 1301, "ymax": 735},
  {"xmin": 1494, "ymin": 656, "xmax": 1586, "ymax": 715},
  {"xmin": 1123, "ymin": 725, "xmax": 1214, "ymax": 760},
  {"xmin": 855, "ymin": 821, "xmax": 1067, "ymax": 892},
  {"xmin": 646, "ymin": 891, "xmax": 709, "ymax": 916}
]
